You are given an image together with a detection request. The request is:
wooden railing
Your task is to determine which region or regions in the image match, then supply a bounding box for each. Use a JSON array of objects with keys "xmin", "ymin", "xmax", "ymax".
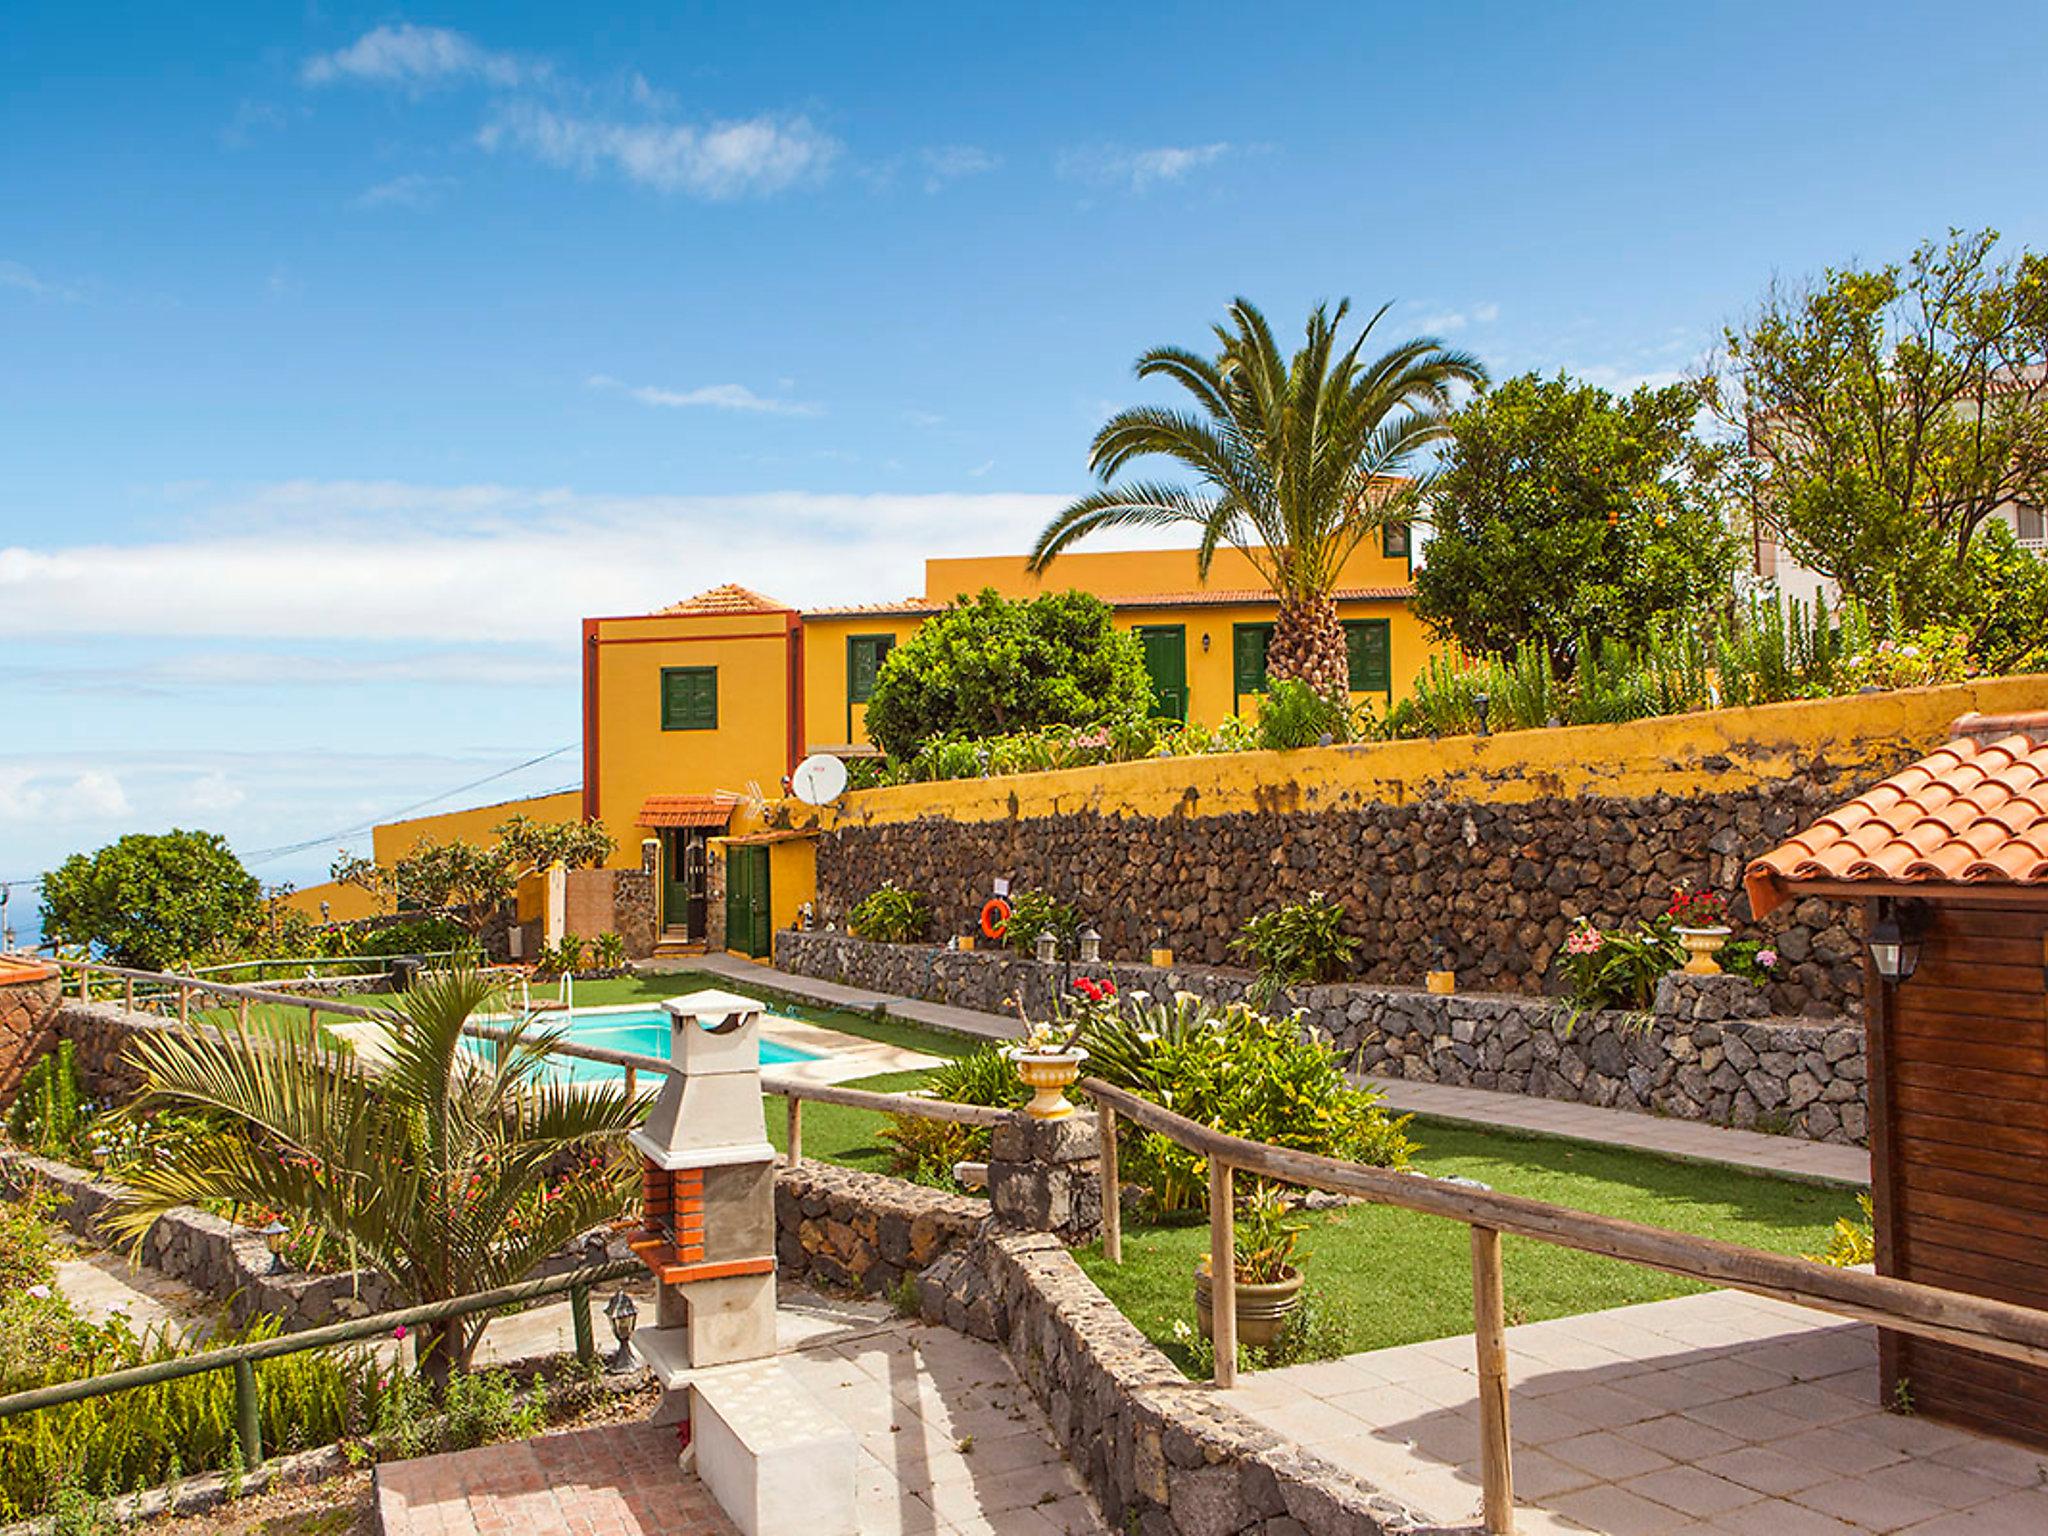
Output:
[
  {"xmin": 760, "ymin": 1078, "xmax": 1009, "ymax": 1167},
  {"xmin": 1085, "ymin": 1075, "xmax": 2048, "ymax": 1536}
]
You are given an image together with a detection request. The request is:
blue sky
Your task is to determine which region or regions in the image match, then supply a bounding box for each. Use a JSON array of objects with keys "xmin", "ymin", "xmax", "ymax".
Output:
[{"xmin": 4, "ymin": 2, "xmax": 2046, "ymax": 911}]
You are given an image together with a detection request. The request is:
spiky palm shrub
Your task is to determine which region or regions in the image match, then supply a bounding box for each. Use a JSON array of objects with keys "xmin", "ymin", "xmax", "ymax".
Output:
[
  {"xmin": 105, "ymin": 967, "xmax": 641, "ymax": 1389},
  {"xmin": 1029, "ymin": 297, "xmax": 1486, "ymax": 695}
]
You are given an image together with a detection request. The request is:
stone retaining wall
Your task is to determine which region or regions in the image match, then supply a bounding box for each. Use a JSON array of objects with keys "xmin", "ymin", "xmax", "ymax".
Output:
[
  {"xmin": 778, "ymin": 933, "xmax": 1868, "ymax": 1144},
  {"xmin": 813, "ymin": 778, "xmax": 1881, "ymax": 1018},
  {"xmin": 0, "ymin": 965, "xmax": 60, "ymax": 1104},
  {"xmin": 0, "ymin": 1148, "xmax": 392, "ymax": 1330},
  {"xmin": 772, "ymin": 1160, "xmax": 986, "ymax": 1298}
]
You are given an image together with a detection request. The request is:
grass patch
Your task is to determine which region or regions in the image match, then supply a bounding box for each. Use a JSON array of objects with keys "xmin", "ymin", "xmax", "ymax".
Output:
[
  {"xmin": 763, "ymin": 1069, "xmax": 939, "ymax": 1177},
  {"xmin": 1075, "ymin": 1114, "xmax": 1863, "ymax": 1375}
]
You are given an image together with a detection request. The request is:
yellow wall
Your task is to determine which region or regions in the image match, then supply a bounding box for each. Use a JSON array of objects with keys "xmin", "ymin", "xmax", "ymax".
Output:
[
  {"xmin": 798, "ymin": 614, "xmax": 926, "ymax": 751},
  {"xmin": 274, "ymin": 879, "xmax": 389, "ymax": 922},
  {"xmin": 588, "ymin": 611, "xmax": 795, "ymax": 867},
  {"xmin": 735, "ymin": 673, "xmax": 2048, "ymax": 840},
  {"xmin": 370, "ymin": 790, "xmax": 585, "ymax": 864},
  {"xmin": 923, "ymin": 535, "xmax": 1412, "ymax": 603}
]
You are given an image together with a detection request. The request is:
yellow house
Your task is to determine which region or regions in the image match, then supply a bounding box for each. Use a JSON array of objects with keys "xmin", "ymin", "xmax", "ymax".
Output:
[{"xmin": 312, "ymin": 534, "xmax": 1437, "ymax": 956}]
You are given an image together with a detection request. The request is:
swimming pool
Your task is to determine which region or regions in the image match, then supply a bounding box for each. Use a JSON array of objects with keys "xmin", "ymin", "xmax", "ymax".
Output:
[{"xmin": 472, "ymin": 1005, "xmax": 822, "ymax": 1088}]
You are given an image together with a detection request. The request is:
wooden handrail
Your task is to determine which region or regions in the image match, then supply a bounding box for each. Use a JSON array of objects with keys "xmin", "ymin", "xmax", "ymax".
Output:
[
  {"xmin": 1087, "ymin": 1073, "xmax": 2048, "ymax": 1536},
  {"xmin": 761, "ymin": 1077, "xmax": 1010, "ymax": 1128}
]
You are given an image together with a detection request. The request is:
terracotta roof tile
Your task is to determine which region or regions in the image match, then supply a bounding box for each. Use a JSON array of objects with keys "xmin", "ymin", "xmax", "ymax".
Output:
[
  {"xmin": 1745, "ymin": 711, "xmax": 2048, "ymax": 915},
  {"xmin": 637, "ymin": 793, "xmax": 739, "ymax": 829},
  {"xmin": 654, "ymin": 584, "xmax": 791, "ymax": 616}
]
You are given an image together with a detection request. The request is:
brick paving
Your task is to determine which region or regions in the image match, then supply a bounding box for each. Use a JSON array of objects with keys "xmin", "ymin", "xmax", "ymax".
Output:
[{"xmin": 1228, "ymin": 1290, "xmax": 2048, "ymax": 1534}]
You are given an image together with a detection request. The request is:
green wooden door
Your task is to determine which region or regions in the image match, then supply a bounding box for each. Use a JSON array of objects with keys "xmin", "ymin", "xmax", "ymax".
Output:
[
  {"xmin": 1232, "ymin": 624, "xmax": 1273, "ymax": 711},
  {"xmin": 662, "ymin": 832, "xmax": 691, "ymax": 935},
  {"xmin": 1136, "ymin": 625, "xmax": 1187, "ymax": 721},
  {"xmin": 724, "ymin": 845, "xmax": 771, "ymax": 957}
]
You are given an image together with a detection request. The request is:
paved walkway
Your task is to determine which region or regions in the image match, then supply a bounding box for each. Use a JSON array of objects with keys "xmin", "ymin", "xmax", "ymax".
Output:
[
  {"xmin": 377, "ymin": 1301, "xmax": 1106, "ymax": 1536},
  {"xmin": 669, "ymin": 956, "xmax": 1872, "ymax": 1185},
  {"xmin": 1229, "ymin": 1290, "xmax": 2048, "ymax": 1535}
]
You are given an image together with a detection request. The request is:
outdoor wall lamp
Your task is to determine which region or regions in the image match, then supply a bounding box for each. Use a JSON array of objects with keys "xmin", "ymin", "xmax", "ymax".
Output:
[
  {"xmin": 1201, "ymin": 632, "xmax": 1211, "ymax": 652},
  {"xmin": 1474, "ymin": 693, "xmax": 1492, "ymax": 736},
  {"xmin": 1078, "ymin": 927, "xmax": 1102, "ymax": 964},
  {"xmin": 1867, "ymin": 903, "xmax": 1924, "ymax": 982},
  {"xmin": 259, "ymin": 1219, "xmax": 290, "ymax": 1274},
  {"xmin": 1035, "ymin": 930, "xmax": 1059, "ymax": 965},
  {"xmin": 604, "ymin": 1289, "xmax": 641, "ymax": 1373}
]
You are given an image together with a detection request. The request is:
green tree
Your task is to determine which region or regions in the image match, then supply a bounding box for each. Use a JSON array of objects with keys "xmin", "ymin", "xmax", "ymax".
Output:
[
  {"xmin": 39, "ymin": 830, "xmax": 262, "ymax": 970},
  {"xmin": 491, "ymin": 814, "xmax": 616, "ymax": 873},
  {"xmin": 1709, "ymin": 228, "xmax": 2048, "ymax": 625},
  {"xmin": 106, "ymin": 967, "xmax": 640, "ymax": 1388},
  {"xmin": 862, "ymin": 587, "xmax": 1153, "ymax": 757},
  {"xmin": 331, "ymin": 840, "xmax": 516, "ymax": 938},
  {"xmin": 1028, "ymin": 298, "xmax": 1485, "ymax": 697},
  {"xmin": 1414, "ymin": 373, "xmax": 1740, "ymax": 667}
]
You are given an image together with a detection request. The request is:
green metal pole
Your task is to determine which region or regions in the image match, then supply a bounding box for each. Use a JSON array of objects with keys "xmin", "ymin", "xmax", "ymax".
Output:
[
  {"xmin": 233, "ymin": 1358, "xmax": 262, "ymax": 1470},
  {"xmin": 571, "ymin": 1283, "xmax": 594, "ymax": 1367}
]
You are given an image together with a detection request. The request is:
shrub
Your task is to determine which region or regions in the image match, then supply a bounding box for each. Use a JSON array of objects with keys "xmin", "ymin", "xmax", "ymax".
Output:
[
  {"xmin": 999, "ymin": 889, "xmax": 1079, "ymax": 955},
  {"xmin": 1835, "ymin": 626, "xmax": 1974, "ymax": 692},
  {"xmin": 1230, "ymin": 892, "xmax": 1357, "ymax": 1001},
  {"xmin": 6, "ymin": 1045, "xmax": 82, "ymax": 1160},
  {"xmin": 1253, "ymin": 679, "xmax": 1354, "ymax": 751},
  {"xmin": 591, "ymin": 932, "xmax": 627, "ymax": 970},
  {"xmin": 880, "ymin": 1047, "xmax": 1025, "ymax": 1185},
  {"xmin": 39, "ymin": 830, "xmax": 262, "ymax": 971},
  {"xmin": 1810, "ymin": 1193, "xmax": 1876, "ymax": 1267},
  {"xmin": 532, "ymin": 936, "xmax": 585, "ymax": 979},
  {"xmin": 848, "ymin": 882, "xmax": 930, "ymax": 944},
  {"xmin": 1554, "ymin": 919, "xmax": 1683, "ymax": 1026},
  {"xmin": 0, "ymin": 1188, "xmax": 57, "ymax": 1293},
  {"xmin": 1079, "ymin": 992, "xmax": 1412, "ymax": 1216}
]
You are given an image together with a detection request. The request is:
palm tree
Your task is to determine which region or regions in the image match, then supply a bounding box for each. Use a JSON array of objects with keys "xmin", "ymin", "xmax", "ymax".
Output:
[
  {"xmin": 1030, "ymin": 298, "xmax": 1486, "ymax": 697},
  {"xmin": 106, "ymin": 967, "xmax": 642, "ymax": 1388}
]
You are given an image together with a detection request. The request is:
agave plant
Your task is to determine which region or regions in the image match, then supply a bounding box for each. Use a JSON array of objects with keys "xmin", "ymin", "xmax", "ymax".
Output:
[
  {"xmin": 1029, "ymin": 298, "xmax": 1485, "ymax": 697},
  {"xmin": 105, "ymin": 967, "xmax": 642, "ymax": 1388}
]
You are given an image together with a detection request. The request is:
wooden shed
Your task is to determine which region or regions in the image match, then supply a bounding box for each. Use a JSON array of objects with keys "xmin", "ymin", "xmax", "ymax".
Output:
[{"xmin": 1747, "ymin": 710, "xmax": 2048, "ymax": 1448}]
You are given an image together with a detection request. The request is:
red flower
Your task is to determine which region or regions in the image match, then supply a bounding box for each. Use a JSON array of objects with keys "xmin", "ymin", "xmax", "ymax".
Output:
[
  {"xmin": 1073, "ymin": 978, "xmax": 1101, "ymax": 1002},
  {"xmin": 1100, "ymin": 980, "xmax": 1117, "ymax": 997}
]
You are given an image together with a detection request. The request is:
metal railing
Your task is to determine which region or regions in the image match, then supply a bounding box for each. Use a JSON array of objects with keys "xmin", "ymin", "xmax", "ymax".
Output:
[
  {"xmin": 1085, "ymin": 1075, "xmax": 2048, "ymax": 1536},
  {"xmin": 0, "ymin": 1257, "xmax": 639, "ymax": 1467}
]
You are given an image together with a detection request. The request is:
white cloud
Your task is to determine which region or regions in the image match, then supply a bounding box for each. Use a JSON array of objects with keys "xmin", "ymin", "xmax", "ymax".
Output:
[
  {"xmin": 353, "ymin": 174, "xmax": 454, "ymax": 211},
  {"xmin": 0, "ymin": 261, "xmax": 79, "ymax": 302},
  {"xmin": 219, "ymin": 99, "xmax": 287, "ymax": 149},
  {"xmin": 968, "ymin": 459, "xmax": 996, "ymax": 478},
  {"xmin": 181, "ymin": 771, "xmax": 246, "ymax": 815},
  {"xmin": 1057, "ymin": 142, "xmax": 1231, "ymax": 191},
  {"xmin": 586, "ymin": 374, "xmax": 820, "ymax": 416},
  {"xmin": 920, "ymin": 145, "xmax": 999, "ymax": 192},
  {"xmin": 479, "ymin": 102, "xmax": 838, "ymax": 199},
  {"xmin": 1408, "ymin": 301, "xmax": 1502, "ymax": 334},
  {"xmin": 303, "ymin": 24, "xmax": 536, "ymax": 89},
  {"xmin": 0, "ymin": 481, "xmax": 1084, "ymax": 643},
  {"xmin": 0, "ymin": 768, "xmax": 130, "ymax": 824}
]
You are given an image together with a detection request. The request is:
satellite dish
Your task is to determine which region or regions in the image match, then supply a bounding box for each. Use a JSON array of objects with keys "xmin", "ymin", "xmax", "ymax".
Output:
[{"xmin": 791, "ymin": 753, "xmax": 849, "ymax": 806}]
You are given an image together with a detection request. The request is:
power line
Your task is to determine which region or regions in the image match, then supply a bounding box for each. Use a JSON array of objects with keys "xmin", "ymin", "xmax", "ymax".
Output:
[{"xmin": 239, "ymin": 745, "xmax": 579, "ymax": 865}]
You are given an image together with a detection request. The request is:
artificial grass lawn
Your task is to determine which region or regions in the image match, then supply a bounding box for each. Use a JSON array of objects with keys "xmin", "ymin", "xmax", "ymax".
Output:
[{"xmin": 1074, "ymin": 1116, "xmax": 1865, "ymax": 1375}]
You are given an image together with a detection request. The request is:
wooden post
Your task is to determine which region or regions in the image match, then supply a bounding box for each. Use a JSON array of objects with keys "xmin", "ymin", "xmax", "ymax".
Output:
[
  {"xmin": 624, "ymin": 1067, "xmax": 638, "ymax": 1102},
  {"xmin": 178, "ymin": 985, "xmax": 190, "ymax": 1026},
  {"xmin": 307, "ymin": 1006, "xmax": 320, "ymax": 1039},
  {"xmin": 238, "ymin": 996, "xmax": 251, "ymax": 1030},
  {"xmin": 787, "ymin": 1097, "xmax": 804, "ymax": 1167},
  {"xmin": 1472, "ymin": 1225, "xmax": 1514, "ymax": 1535},
  {"xmin": 1098, "ymin": 1100, "xmax": 1121, "ymax": 1264},
  {"xmin": 1209, "ymin": 1158, "xmax": 1236, "ymax": 1387},
  {"xmin": 123, "ymin": 977, "xmax": 134, "ymax": 1011},
  {"xmin": 233, "ymin": 1357, "xmax": 263, "ymax": 1470},
  {"xmin": 571, "ymin": 1283, "xmax": 595, "ymax": 1367}
]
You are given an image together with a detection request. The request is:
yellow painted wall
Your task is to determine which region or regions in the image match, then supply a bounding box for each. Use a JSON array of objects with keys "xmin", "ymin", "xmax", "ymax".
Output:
[
  {"xmin": 274, "ymin": 879, "xmax": 389, "ymax": 922},
  {"xmin": 735, "ymin": 674, "xmax": 2048, "ymax": 841},
  {"xmin": 923, "ymin": 535, "xmax": 1412, "ymax": 603},
  {"xmin": 798, "ymin": 614, "xmax": 926, "ymax": 752},
  {"xmin": 370, "ymin": 790, "xmax": 585, "ymax": 864}
]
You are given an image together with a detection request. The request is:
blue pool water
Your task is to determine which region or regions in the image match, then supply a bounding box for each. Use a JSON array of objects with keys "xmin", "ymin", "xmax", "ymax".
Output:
[{"xmin": 473, "ymin": 1006, "xmax": 821, "ymax": 1088}]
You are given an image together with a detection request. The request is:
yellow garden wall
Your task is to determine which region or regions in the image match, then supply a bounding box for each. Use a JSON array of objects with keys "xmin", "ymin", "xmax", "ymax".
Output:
[
  {"xmin": 370, "ymin": 790, "xmax": 585, "ymax": 864},
  {"xmin": 273, "ymin": 879, "xmax": 389, "ymax": 922}
]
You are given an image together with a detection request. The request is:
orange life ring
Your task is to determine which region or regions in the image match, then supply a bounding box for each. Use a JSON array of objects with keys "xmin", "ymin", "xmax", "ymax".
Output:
[{"xmin": 980, "ymin": 897, "xmax": 1012, "ymax": 940}]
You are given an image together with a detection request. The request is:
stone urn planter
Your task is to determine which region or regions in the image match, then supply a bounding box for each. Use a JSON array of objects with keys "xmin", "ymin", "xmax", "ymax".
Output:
[
  {"xmin": 1007, "ymin": 1047, "xmax": 1087, "ymax": 1121},
  {"xmin": 1675, "ymin": 926, "xmax": 1732, "ymax": 976},
  {"xmin": 1194, "ymin": 1258, "xmax": 1305, "ymax": 1350}
]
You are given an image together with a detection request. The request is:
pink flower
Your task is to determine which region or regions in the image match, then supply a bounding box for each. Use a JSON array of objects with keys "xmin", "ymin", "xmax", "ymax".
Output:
[
  {"xmin": 392, "ymin": 1325, "xmax": 407, "ymax": 1341},
  {"xmin": 1756, "ymin": 949, "xmax": 1778, "ymax": 969}
]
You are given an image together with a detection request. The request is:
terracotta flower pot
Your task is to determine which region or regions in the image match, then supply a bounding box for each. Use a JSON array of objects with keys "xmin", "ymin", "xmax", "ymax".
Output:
[
  {"xmin": 1194, "ymin": 1260, "xmax": 1305, "ymax": 1350},
  {"xmin": 1007, "ymin": 1047, "xmax": 1088, "ymax": 1120},
  {"xmin": 1675, "ymin": 926, "xmax": 1732, "ymax": 976}
]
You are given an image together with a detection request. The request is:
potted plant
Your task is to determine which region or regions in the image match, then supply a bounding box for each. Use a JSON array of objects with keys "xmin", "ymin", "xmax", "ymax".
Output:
[
  {"xmin": 1195, "ymin": 1186, "xmax": 1305, "ymax": 1349},
  {"xmin": 1667, "ymin": 885, "xmax": 1733, "ymax": 975},
  {"xmin": 1005, "ymin": 981, "xmax": 1104, "ymax": 1120}
]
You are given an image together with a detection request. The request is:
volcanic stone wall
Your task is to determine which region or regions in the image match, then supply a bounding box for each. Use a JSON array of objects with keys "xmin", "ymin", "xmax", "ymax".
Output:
[{"xmin": 813, "ymin": 773, "xmax": 1884, "ymax": 1019}]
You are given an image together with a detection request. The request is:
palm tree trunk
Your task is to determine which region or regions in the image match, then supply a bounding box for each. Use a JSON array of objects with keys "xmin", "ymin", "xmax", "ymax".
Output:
[{"xmin": 1267, "ymin": 592, "xmax": 1350, "ymax": 701}]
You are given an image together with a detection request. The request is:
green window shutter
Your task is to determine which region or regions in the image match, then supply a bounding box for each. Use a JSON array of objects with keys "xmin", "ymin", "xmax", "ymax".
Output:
[
  {"xmin": 1344, "ymin": 620, "xmax": 1392, "ymax": 693},
  {"xmin": 848, "ymin": 635, "xmax": 894, "ymax": 705},
  {"xmin": 661, "ymin": 666, "xmax": 718, "ymax": 731},
  {"xmin": 1232, "ymin": 625, "xmax": 1273, "ymax": 699}
]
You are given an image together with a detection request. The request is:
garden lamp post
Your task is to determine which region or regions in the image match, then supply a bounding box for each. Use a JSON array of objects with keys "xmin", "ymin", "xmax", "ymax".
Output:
[
  {"xmin": 1035, "ymin": 930, "xmax": 1059, "ymax": 965},
  {"xmin": 1867, "ymin": 907, "xmax": 1922, "ymax": 982},
  {"xmin": 604, "ymin": 1289, "xmax": 641, "ymax": 1373},
  {"xmin": 1473, "ymin": 692, "xmax": 1492, "ymax": 736},
  {"xmin": 259, "ymin": 1219, "xmax": 290, "ymax": 1274},
  {"xmin": 1078, "ymin": 927, "xmax": 1101, "ymax": 964}
]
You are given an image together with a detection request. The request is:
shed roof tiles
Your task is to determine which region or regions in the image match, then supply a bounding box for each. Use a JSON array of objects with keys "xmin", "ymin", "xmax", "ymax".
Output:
[
  {"xmin": 1744, "ymin": 712, "xmax": 2048, "ymax": 915},
  {"xmin": 654, "ymin": 584, "xmax": 791, "ymax": 616}
]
